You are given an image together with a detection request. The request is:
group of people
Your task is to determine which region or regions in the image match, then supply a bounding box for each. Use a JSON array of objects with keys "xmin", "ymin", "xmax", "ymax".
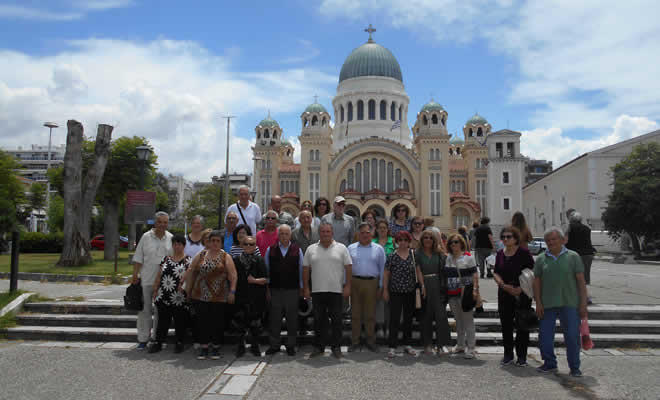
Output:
[{"xmin": 131, "ymin": 185, "xmax": 592, "ymax": 377}]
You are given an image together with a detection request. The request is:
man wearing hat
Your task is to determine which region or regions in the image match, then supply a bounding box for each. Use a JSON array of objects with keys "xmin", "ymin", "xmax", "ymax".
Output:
[{"xmin": 321, "ymin": 196, "xmax": 355, "ymax": 247}]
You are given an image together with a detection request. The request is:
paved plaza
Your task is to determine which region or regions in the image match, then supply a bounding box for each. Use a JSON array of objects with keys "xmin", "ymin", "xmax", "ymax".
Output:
[{"xmin": 1, "ymin": 258, "xmax": 659, "ymax": 399}]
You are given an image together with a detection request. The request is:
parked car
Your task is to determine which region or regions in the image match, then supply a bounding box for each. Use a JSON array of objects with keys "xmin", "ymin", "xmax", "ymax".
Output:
[
  {"xmin": 528, "ymin": 237, "xmax": 548, "ymax": 255},
  {"xmin": 90, "ymin": 235, "xmax": 130, "ymax": 250}
]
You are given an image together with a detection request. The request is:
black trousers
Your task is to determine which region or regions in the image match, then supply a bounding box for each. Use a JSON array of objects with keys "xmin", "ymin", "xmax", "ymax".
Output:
[
  {"xmin": 194, "ymin": 300, "xmax": 225, "ymax": 346},
  {"xmin": 498, "ymin": 290, "xmax": 530, "ymax": 359},
  {"xmin": 155, "ymin": 304, "xmax": 187, "ymax": 344},
  {"xmin": 234, "ymin": 301, "xmax": 265, "ymax": 346},
  {"xmin": 312, "ymin": 292, "xmax": 343, "ymax": 351},
  {"xmin": 389, "ymin": 291, "xmax": 415, "ymax": 348}
]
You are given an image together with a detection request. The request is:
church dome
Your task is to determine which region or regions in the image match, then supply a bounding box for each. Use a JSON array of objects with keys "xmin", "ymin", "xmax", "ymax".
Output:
[
  {"xmin": 304, "ymin": 102, "xmax": 328, "ymax": 114},
  {"xmin": 466, "ymin": 113, "xmax": 488, "ymax": 125},
  {"xmin": 420, "ymin": 100, "xmax": 445, "ymax": 113},
  {"xmin": 280, "ymin": 138, "xmax": 292, "ymax": 147},
  {"xmin": 450, "ymin": 135, "xmax": 464, "ymax": 144},
  {"xmin": 339, "ymin": 42, "xmax": 403, "ymax": 83},
  {"xmin": 258, "ymin": 116, "xmax": 280, "ymax": 128}
]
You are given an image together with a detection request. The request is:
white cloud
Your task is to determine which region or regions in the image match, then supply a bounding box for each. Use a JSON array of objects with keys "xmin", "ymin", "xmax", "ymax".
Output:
[
  {"xmin": 0, "ymin": 5, "xmax": 81, "ymax": 21},
  {"xmin": 276, "ymin": 39, "xmax": 321, "ymax": 64},
  {"xmin": 0, "ymin": 38, "xmax": 335, "ymax": 181},
  {"xmin": 520, "ymin": 115, "xmax": 659, "ymax": 167},
  {"xmin": 0, "ymin": 0, "xmax": 133, "ymax": 21},
  {"xmin": 318, "ymin": 0, "xmax": 660, "ymax": 131}
]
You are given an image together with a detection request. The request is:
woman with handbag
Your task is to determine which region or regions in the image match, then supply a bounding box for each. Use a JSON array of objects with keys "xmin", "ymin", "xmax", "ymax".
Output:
[
  {"xmin": 445, "ymin": 233, "xmax": 479, "ymax": 359},
  {"xmin": 493, "ymin": 226, "xmax": 535, "ymax": 367},
  {"xmin": 383, "ymin": 230, "xmax": 425, "ymax": 358},
  {"xmin": 417, "ymin": 230, "xmax": 451, "ymax": 356}
]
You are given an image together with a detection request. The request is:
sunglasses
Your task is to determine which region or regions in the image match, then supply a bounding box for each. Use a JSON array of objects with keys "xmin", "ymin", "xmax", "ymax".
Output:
[
  {"xmin": 398, "ymin": 238, "xmax": 410, "ymax": 242},
  {"xmin": 243, "ymin": 243, "xmax": 256, "ymax": 246},
  {"xmin": 422, "ymin": 236, "xmax": 434, "ymax": 240},
  {"xmin": 265, "ymin": 217, "xmax": 277, "ymax": 220},
  {"xmin": 501, "ymin": 235, "xmax": 514, "ymax": 240},
  {"xmin": 448, "ymin": 240, "xmax": 461, "ymax": 245}
]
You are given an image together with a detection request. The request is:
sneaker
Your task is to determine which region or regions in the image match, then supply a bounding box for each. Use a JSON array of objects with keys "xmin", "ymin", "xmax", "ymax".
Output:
[
  {"xmin": 235, "ymin": 344, "xmax": 246, "ymax": 358},
  {"xmin": 210, "ymin": 346, "xmax": 221, "ymax": 360},
  {"xmin": 250, "ymin": 344, "xmax": 261, "ymax": 357},
  {"xmin": 500, "ymin": 355, "xmax": 514, "ymax": 365},
  {"xmin": 197, "ymin": 347, "xmax": 209, "ymax": 360},
  {"xmin": 587, "ymin": 297, "xmax": 593, "ymax": 305},
  {"xmin": 438, "ymin": 346, "xmax": 450, "ymax": 356},
  {"xmin": 136, "ymin": 342, "xmax": 148, "ymax": 351},
  {"xmin": 387, "ymin": 348, "xmax": 397, "ymax": 358},
  {"xmin": 331, "ymin": 348, "xmax": 343, "ymax": 359},
  {"xmin": 286, "ymin": 346, "xmax": 296, "ymax": 356},
  {"xmin": 570, "ymin": 369, "xmax": 583, "ymax": 377},
  {"xmin": 174, "ymin": 342, "xmax": 184, "ymax": 354},
  {"xmin": 515, "ymin": 359, "xmax": 528, "ymax": 367},
  {"xmin": 537, "ymin": 364, "xmax": 558, "ymax": 373},
  {"xmin": 148, "ymin": 342, "xmax": 162, "ymax": 354},
  {"xmin": 365, "ymin": 343, "xmax": 378, "ymax": 353},
  {"xmin": 404, "ymin": 346, "xmax": 418, "ymax": 356},
  {"xmin": 463, "ymin": 349, "xmax": 475, "ymax": 359},
  {"xmin": 347, "ymin": 344, "xmax": 360, "ymax": 353},
  {"xmin": 265, "ymin": 346, "xmax": 280, "ymax": 355},
  {"xmin": 451, "ymin": 345, "xmax": 465, "ymax": 354},
  {"xmin": 309, "ymin": 347, "xmax": 324, "ymax": 358}
]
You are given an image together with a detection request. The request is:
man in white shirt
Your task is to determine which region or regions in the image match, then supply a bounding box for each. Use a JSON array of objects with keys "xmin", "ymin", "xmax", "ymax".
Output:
[
  {"xmin": 226, "ymin": 185, "xmax": 262, "ymax": 236},
  {"xmin": 132, "ymin": 211, "xmax": 173, "ymax": 349},
  {"xmin": 303, "ymin": 222, "xmax": 352, "ymax": 359}
]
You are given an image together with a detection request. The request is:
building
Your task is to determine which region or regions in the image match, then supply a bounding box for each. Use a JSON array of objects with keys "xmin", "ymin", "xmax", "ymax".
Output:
[
  {"xmin": 251, "ymin": 27, "xmax": 524, "ymax": 230},
  {"xmin": 525, "ymin": 159, "xmax": 553, "ymax": 185},
  {"xmin": 211, "ymin": 173, "xmax": 252, "ymax": 197},
  {"xmin": 167, "ymin": 174, "xmax": 194, "ymax": 217},
  {"xmin": 3, "ymin": 144, "xmax": 65, "ymax": 184},
  {"xmin": 523, "ymin": 129, "xmax": 660, "ymax": 234}
]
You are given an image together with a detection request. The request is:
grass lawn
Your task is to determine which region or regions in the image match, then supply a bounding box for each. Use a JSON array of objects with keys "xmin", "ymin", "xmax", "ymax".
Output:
[
  {"xmin": 0, "ymin": 290, "xmax": 25, "ymax": 310},
  {"xmin": 0, "ymin": 250, "xmax": 134, "ymax": 276}
]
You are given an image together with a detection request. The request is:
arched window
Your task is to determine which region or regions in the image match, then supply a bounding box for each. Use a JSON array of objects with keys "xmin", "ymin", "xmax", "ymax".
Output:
[
  {"xmin": 314, "ymin": 150, "xmax": 320, "ymax": 161},
  {"xmin": 379, "ymin": 159, "xmax": 386, "ymax": 191},
  {"xmin": 348, "ymin": 102, "xmax": 353, "ymax": 121},
  {"xmin": 435, "ymin": 149, "xmax": 441, "ymax": 160},
  {"xmin": 309, "ymin": 150, "xmax": 314, "ymax": 161},
  {"xmin": 380, "ymin": 100, "xmax": 387, "ymax": 120},
  {"xmin": 257, "ymin": 131, "xmax": 261, "ymax": 139},
  {"xmin": 390, "ymin": 102, "xmax": 396, "ymax": 121},
  {"xmin": 456, "ymin": 147, "xmax": 461, "ymax": 155},
  {"xmin": 442, "ymin": 115, "xmax": 446, "ymax": 125},
  {"xmin": 403, "ymin": 179, "xmax": 409, "ymax": 191},
  {"xmin": 312, "ymin": 115, "xmax": 318, "ymax": 126},
  {"xmin": 363, "ymin": 158, "xmax": 370, "ymax": 190},
  {"xmin": 429, "ymin": 149, "xmax": 434, "ymax": 160},
  {"xmin": 399, "ymin": 105, "xmax": 402, "ymax": 121},
  {"xmin": 272, "ymin": 131, "xmax": 277, "ymax": 139},
  {"xmin": 341, "ymin": 105, "xmax": 345, "ymax": 122},
  {"xmin": 477, "ymin": 127, "xmax": 483, "ymax": 137},
  {"xmin": 357, "ymin": 100, "xmax": 364, "ymax": 120},
  {"xmin": 347, "ymin": 169, "xmax": 354, "ymax": 189},
  {"xmin": 432, "ymin": 114, "xmax": 438, "ymax": 124},
  {"xmin": 371, "ymin": 158, "xmax": 378, "ymax": 190},
  {"xmin": 340, "ymin": 179, "xmax": 346, "ymax": 193},
  {"xmin": 264, "ymin": 129, "xmax": 269, "ymax": 138},
  {"xmin": 423, "ymin": 115, "xmax": 428, "ymax": 125},
  {"xmin": 395, "ymin": 168, "xmax": 402, "ymax": 189},
  {"xmin": 449, "ymin": 148, "xmax": 453, "ymax": 155},
  {"xmin": 387, "ymin": 162, "xmax": 393, "ymax": 192},
  {"xmin": 368, "ymin": 99, "xmax": 376, "ymax": 120},
  {"xmin": 469, "ymin": 128, "xmax": 474, "ymax": 137},
  {"xmin": 356, "ymin": 162, "xmax": 362, "ymax": 192},
  {"xmin": 322, "ymin": 117, "xmax": 326, "ymax": 126}
]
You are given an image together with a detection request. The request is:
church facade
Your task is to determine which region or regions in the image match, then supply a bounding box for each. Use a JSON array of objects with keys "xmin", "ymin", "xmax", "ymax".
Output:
[{"xmin": 252, "ymin": 29, "xmax": 523, "ymax": 232}]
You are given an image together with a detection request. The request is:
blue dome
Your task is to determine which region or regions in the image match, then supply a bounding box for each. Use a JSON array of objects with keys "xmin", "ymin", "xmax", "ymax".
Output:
[
  {"xmin": 421, "ymin": 100, "xmax": 445, "ymax": 113},
  {"xmin": 304, "ymin": 102, "xmax": 328, "ymax": 114},
  {"xmin": 339, "ymin": 42, "xmax": 403, "ymax": 83},
  {"xmin": 466, "ymin": 113, "xmax": 488, "ymax": 125},
  {"xmin": 258, "ymin": 116, "xmax": 279, "ymax": 128}
]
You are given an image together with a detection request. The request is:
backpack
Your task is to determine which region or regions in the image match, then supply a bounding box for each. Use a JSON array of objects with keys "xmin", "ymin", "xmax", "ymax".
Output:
[{"xmin": 124, "ymin": 280, "xmax": 144, "ymax": 311}]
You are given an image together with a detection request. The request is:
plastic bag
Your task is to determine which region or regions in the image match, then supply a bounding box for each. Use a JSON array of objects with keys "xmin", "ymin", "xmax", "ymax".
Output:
[{"xmin": 580, "ymin": 319, "xmax": 594, "ymax": 350}]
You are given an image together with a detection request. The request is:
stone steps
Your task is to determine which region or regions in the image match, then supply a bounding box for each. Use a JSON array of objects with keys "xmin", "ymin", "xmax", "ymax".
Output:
[{"xmin": 15, "ymin": 314, "xmax": 660, "ymax": 334}]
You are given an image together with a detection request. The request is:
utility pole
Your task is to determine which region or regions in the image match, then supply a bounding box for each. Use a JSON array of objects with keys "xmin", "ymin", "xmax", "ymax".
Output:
[
  {"xmin": 222, "ymin": 116, "xmax": 235, "ymax": 228},
  {"xmin": 43, "ymin": 122, "xmax": 58, "ymax": 231}
]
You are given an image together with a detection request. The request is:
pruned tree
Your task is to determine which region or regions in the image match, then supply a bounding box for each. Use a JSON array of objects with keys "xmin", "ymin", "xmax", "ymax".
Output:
[{"xmin": 57, "ymin": 120, "xmax": 113, "ymax": 266}]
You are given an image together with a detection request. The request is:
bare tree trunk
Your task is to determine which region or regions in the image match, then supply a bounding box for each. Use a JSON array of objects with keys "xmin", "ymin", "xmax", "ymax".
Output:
[
  {"xmin": 58, "ymin": 121, "xmax": 113, "ymax": 266},
  {"xmin": 629, "ymin": 232, "xmax": 642, "ymax": 257},
  {"xmin": 103, "ymin": 198, "xmax": 119, "ymax": 261}
]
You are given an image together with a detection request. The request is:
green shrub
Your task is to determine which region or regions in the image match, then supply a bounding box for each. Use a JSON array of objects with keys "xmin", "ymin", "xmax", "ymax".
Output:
[{"xmin": 19, "ymin": 232, "xmax": 64, "ymax": 253}]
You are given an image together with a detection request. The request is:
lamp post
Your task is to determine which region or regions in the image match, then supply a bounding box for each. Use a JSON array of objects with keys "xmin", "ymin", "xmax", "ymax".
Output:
[
  {"xmin": 252, "ymin": 156, "xmax": 264, "ymax": 206},
  {"xmin": 135, "ymin": 145, "xmax": 152, "ymax": 244},
  {"xmin": 222, "ymin": 116, "xmax": 235, "ymax": 227},
  {"xmin": 43, "ymin": 122, "xmax": 58, "ymax": 231}
]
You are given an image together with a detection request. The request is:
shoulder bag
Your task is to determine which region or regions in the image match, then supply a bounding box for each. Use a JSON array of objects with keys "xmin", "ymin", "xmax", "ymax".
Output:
[{"xmin": 411, "ymin": 250, "xmax": 422, "ymax": 310}]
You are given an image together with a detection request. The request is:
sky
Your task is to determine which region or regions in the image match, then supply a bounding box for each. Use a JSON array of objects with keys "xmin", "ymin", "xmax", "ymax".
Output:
[{"xmin": 1, "ymin": 0, "xmax": 659, "ymax": 182}]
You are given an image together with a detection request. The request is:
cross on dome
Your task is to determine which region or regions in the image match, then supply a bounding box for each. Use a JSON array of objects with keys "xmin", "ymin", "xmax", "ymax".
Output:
[
  {"xmin": 364, "ymin": 24, "xmax": 376, "ymax": 43},
  {"xmin": 313, "ymin": 94, "xmax": 319, "ymax": 103}
]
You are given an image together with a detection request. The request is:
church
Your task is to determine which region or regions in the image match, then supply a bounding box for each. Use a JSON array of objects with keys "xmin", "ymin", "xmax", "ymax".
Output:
[{"xmin": 252, "ymin": 26, "xmax": 524, "ymax": 232}]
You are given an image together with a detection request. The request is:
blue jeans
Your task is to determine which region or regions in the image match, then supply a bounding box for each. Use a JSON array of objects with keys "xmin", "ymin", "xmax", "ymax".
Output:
[{"xmin": 539, "ymin": 306, "xmax": 581, "ymax": 370}]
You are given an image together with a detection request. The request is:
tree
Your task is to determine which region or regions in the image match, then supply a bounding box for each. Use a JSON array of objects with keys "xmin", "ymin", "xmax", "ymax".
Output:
[
  {"xmin": 183, "ymin": 184, "xmax": 237, "ymax": 229},
  {"xmin": 27, "ymin": 183, "xmax": 47, "ymax": 217},
  {"xmin": 57, "ymin": 120, "xmax": 113, "ymax": 266},
  {"xmin": 47, "ymin": 194, "xmax": 65, "ymax": 232},
  {"xmin": 0, "ymin": 151, "xmax": 27, "ymax": 235},
  {"xmin": 602, "ymin": 142, "xmax": 660, "ymax": 256},
  {"xmin": 97, "ymin": 136, "xmax": 156, "ymax": 260}
]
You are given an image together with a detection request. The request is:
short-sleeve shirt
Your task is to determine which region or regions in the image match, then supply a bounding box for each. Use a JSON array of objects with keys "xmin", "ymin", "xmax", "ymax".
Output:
[
  {"xmin": 256, "ymin": 229, "xmax": 278, "ymax": 258},
  {"xmin": 226, "ymin": 201, "xmax": 262, "ymax": 238},
  {"xmin": 154, "ymin": 255, "xmax": 191, "ymax": 308},
  {"xmin": 474, "ymin": 225, "xmax": 493, "ymax": 249},
  {"xmin": 494, "ymin": 247, "xmax": 535, "ymax": 287},
  {"xmin": 445, "ymin": 253, "xmax": 477, "ymax": 296},
  {"xmin": 534, "ymin": 248, "xmax": 584, "ymax": 308},
  {"xmin": 133, "ymin": 229, "xmax": 173, "ymax": 287},
  {"xmin": 303, "ymin": 241, "xmax": 352, "ymax": 294},
  {"xmin": 321, "ymin": 213, "xmax": 355, "ymax": 247},
  {"xmin": 185, "ymin": 235, "xmax": 204, "ymax": 258},
  {"xmin": 292, "ymin": 226, "xmax": 320, "ymax": 254},
  {"xmin": 385, "ymin": 251, "xmax": 416, "ymax": 294}
]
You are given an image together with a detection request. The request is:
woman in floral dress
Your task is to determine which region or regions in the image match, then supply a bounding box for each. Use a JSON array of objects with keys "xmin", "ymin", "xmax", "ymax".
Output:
[{"xmin": 150, "ymin": 235, "xmax": 191, "ymax": 354}]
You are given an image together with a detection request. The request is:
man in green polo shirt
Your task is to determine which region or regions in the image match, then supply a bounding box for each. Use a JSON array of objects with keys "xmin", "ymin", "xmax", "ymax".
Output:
[{"xmin": 533, "ymin": 227, "xmax": 588, "ymax": 377}]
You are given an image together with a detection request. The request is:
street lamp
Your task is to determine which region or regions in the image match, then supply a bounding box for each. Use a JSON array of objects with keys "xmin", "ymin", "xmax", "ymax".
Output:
[
  {"xmin": 135, "ymin": 145, "xmax": 152, "ymax": 243},
  {"xmin": 252, "ymin": 156, "xmax": 264, "ymax": 206},
  {"xmin": 43, "ymin": 122, "xmax": 58, "ymax": 231}
]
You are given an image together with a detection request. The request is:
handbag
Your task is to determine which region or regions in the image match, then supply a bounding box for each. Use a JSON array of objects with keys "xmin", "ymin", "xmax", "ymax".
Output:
[
  {"xmin": 514, "ymin": 295, "xmax": 538, "ymax": 331},
  {"xmin": 411, "ymin": 250, "xmax": 422, "ymax": 310},
  {"xmin": 124, "ymin": 280, "xmax": 144, "ymax": 311},
  {"xmin": 461, "ymin": 283, "xmax": 477, "ymax": 312}
]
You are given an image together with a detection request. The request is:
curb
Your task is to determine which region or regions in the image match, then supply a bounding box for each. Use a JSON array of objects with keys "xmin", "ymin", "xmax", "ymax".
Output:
[
  {"xmin": 0, "ymin": 272, "xmax": 130, "ymax": 284},
  {"xmin": 0, "ymin": 292, "xmax": 36, "ymax": 318}
]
